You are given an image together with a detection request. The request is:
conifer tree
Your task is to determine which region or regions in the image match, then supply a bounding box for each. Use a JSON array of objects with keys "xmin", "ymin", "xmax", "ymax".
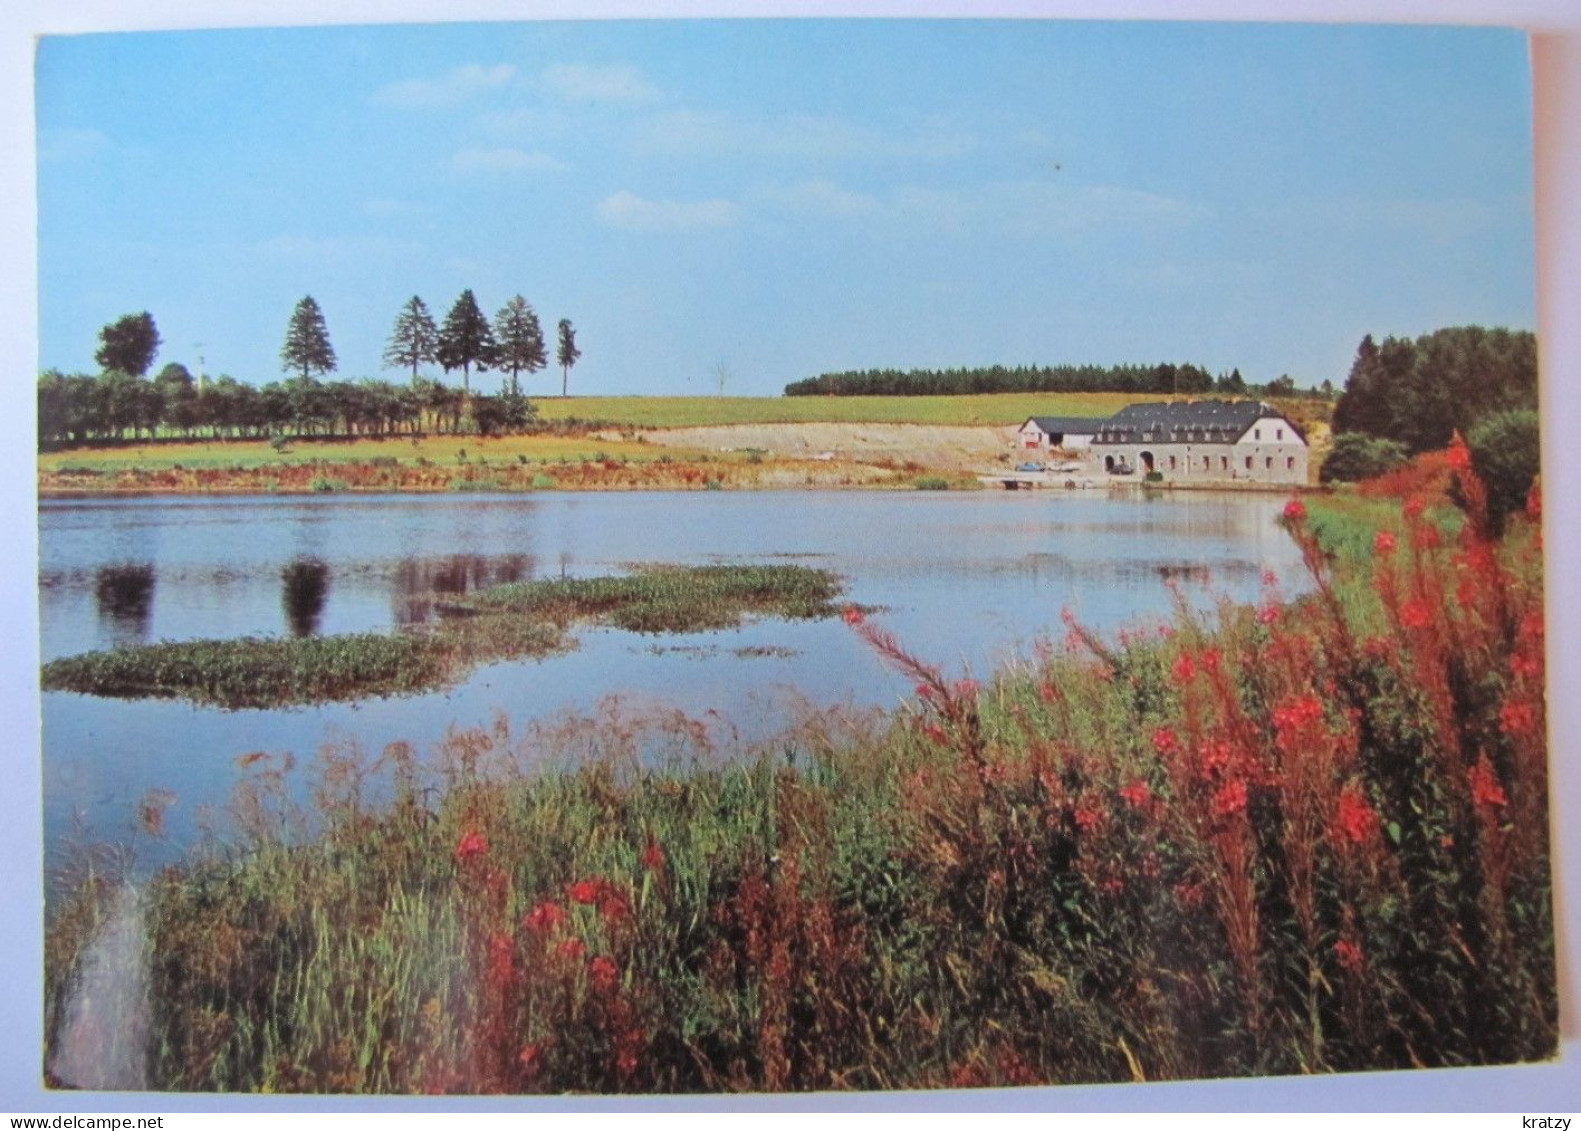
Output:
[
  {"xmin": 280, "ymin": 296, "xmax": 337, "ymax": 379},
  {"xmin": 383, "ymin": 296, "xmax": 439, "ymax": 383},
  {"xmin": 437, "ymin": 289, "xmax": 495, "ymax": 394}
]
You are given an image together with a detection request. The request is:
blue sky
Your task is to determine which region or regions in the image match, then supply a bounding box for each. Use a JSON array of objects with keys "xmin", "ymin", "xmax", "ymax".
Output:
[{"xmin": 35, "ymin": 19, "xmax": 1535, "ymax": 395}]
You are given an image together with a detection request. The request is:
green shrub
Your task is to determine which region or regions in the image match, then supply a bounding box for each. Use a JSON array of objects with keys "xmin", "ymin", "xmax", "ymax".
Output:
[
  {"xmin": 1466, "ymin": 408, "xmax": 1541, "ymax": 534},
  {"xmin": 309, "ymin": 476, "xmax": 348, "ymax": 493},
  {"xmin": 1320, "ymin": 433, "xmax": 1410, "ymax": 483},
  {"xmin": 913, "ymin": 476, "xmax": 949, "ymax": 491}
]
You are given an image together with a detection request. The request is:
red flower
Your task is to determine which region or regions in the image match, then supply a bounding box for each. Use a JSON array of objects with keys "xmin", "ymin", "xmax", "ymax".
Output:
[
  {"xmin": 1469, "ymin": 755, "xmax": 1508, "ymax": 812},
  {"xmin": 556, "ymin": 937, "xmax": 587, "ymax": 962},
  {"xmin": 518, "ymin": 1043, "xmax": 544, "ymax": 1075},
  {"xmin": 953, "ymin": 679, "xmax": 980, "ymax": 699},
  {"xmin": 615, "ymin": 1049, "xmax": 639, "ymax": 1079},
  {"xmin": 1499, "ymin": 700, "xmax": 1539, "ymax": 737},
  {"xmin": 641, "ymin": 836, "xmax": 666, "ymax": 873},
  {"xmin": 1261, "ymin": 570, "xmax": 1279, "ymax": 587},
  {"xmin": 1282, "ymin": 499, "xmax": 1307, "ymax": 522},
  {"xmin": 1200, "ymin": 648, "xmax": 1222, "ymax": 674},
  {"xmin": 841, "ymin": 606, "xmax": 864, "ymax": 626},
  {"xmin": 1073, "ymin": 802, "xmax": 1104, "ymax": 832},
  {"xmin": 1400, "ymin": 600, "xmax": 1432, "ymax": 630},
  {"xmin": 1198, "ymin": 739, "xmax": 1233, "ymax": 778},
  {"xmin": 1334, "ymin": 785, "xmax": 1380, "ymax": 845},
  {"xmin": 1257, "ymin": 603, "xmax": 1280, "ymax": 626},
  {"xmin": 1404, "ymin": 496, "xmax": 1426, "ymax": 521},
  {"xmin": 923, "ymin": 723, "xmax": 948, "ymax": 745},
  {"xmin": 1118, "ymin": 778, "xmax": 1152, "ymax": 810},
  {"xmin": 1211, "ymin": 778, "xmax": 1248, "ymax": 818},
  {"xmin": 1374, "ymin": 530, "xmax": 1397, "ymax": 555},
  {"xmin": 1416, "ymin": 525, "xmax": 1442, "ymax": 550},
  {"xmin": 566, "ymin": 879, "xmax": 603, "ymax": 905},
  {"xmin": 1447, "ymin": 440, "xmax": 1473, "ymax": 472},
  {"xmin": 597, "ymin": 888, "xmax": 632, "ymax": 926},
  {"xmin": 1172, "ymin": 653, "xmax": 1197, "ymax": 682},
  {"xmin": 522, "ymin": 901, "xmax": 566, "ymax": 936},
  {"xmin": 1334, "ymin": 937, "xmax": 1364, "ymax": 972},
  {"xmin": 1510, "ymin": 652, "xmax": 1542, "ymax": 680},
  {"xmin": 588, "ymin": 954, "xmax": 619, "ymax": 993},
  {"xmin": 1151, "ymin": 726, "xmax": 1180, "ymax": 756},
  {"xmin": 455, "ymin": 830, "xmax": 489, "ymax": 861}
]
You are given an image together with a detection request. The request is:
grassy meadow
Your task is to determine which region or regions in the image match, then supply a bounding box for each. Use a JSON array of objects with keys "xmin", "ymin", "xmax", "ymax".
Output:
[
  {"xmin": 38, "ymin": 393, "xmax": 1332, "ymax": 491},
  {"xmin": 44, "ymin": 439, "xmax": 1551, "ymax": 1093}
]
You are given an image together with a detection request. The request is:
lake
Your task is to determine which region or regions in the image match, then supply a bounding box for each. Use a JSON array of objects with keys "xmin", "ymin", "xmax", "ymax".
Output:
[{"xmin": 38, "ymin": 489, "xmax": 1308, "ymax": 885}]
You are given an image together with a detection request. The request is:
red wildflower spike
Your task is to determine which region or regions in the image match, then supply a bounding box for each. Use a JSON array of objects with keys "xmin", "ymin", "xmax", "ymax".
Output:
[
  {"xmin": 566, "ymin": 879, "xmax": 603, "ymax": 905},
  {"xmin": 1118, "ymin": 779, "xmax": 1152, "ymax": 810},
  {"xmin": 1400, "ymin": 600, "xmax": 1432, "ymax": 630},
  {"xmin": 1282, "ymin": 498, "xmax": 1307, "ymax": 522},
  {"xmin": 556, "ymin": 937, "xmax": 586, "ymax": 961},
  {"xmin": 588, "ymin": 954, "xmax": 619, "ymax": 993},
  {"xmin": 1469, "ymin": 755, "xmax": 1509, "ymax": 812},
  {"xmin": 455, "ymin": 830, "xmax": 488, "ymax": 861},
  {"xmin": 1334, "ymin": 937, "xmax": 1364, "ymax": 972},
  {"xmin": 641, "ymin": 836, "xmax": 665, "ymax": 873},
  {"xmin": 1211, "ymin": 778, "xmax": 1248, "ymax": 818},
  {"xmin": 1374, "ymin": 530, "xmax": 1397, "ymax": 555},
  {"xmin": 1335, "ymin": 785, "xmax": 1380, "ymax": 845},
  {"xmin": 841, "ymin": 606, "xmax": 864, "ymax": 626}
]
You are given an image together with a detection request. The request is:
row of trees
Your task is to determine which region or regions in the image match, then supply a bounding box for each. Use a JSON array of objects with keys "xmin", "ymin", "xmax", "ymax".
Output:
[
  {"xmin": 38, "ymin": 369, "xmax": 537, "ymax": 447},
  {"xmin": 784, "ymin": 363, "xmax": 1334, "ymax": 400},
  {"xmin": 284, "ymin": 292, "xmax": 581, "ymax": 397}
]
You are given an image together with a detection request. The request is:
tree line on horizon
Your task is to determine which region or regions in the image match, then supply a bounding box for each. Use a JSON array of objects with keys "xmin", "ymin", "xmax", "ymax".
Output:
[
  {"xmin": 38, "ymin": 294, "xmax": 584, "ymax": 448},
  {"xmin": 783, "ymin": 362, "xmax": 1335, "ymax": 400}
]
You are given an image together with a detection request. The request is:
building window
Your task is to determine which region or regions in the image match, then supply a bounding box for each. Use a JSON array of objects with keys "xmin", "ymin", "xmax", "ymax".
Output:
[
  {"xmin": 1265, "ymin": 457, "xmax": 1273, "ymax": 469},
  {"xmin": 1245, "ymin": 456, "xmax": 1253, "ymax": 470},
  {"xmin": 1277, "ymin": 428, "xmax": 1284, "ymax": 440},
  {"xmin": 1287, "ymin": 457, "xmax": 1295, "ymax": 470},
  {"xmin": 1169, "ymin": 455, "xmax": 1177, "ymax": 470},
  {"xmin": 1254, "ymin": 428, "xmax": 1261, "ymax": 440},
  {"xmin": 1220, "ymin": 456, "xmax": 1229, "ymax": 470},
  {"xmin": 1202, "ymin": 456, "xmax": 1210, "ymax": 470}
]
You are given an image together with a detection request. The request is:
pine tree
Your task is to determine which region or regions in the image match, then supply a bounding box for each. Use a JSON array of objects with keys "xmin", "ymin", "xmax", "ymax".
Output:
[
  {"xmin": 557, "ymin": 319, "xmax": 581, "ymax": 397},
  {"xmin": 280, "ymin": 296, "xmax": 337, "ymax": 379},
  {"xmin": 437, "ymin": 289, "xmax": 495, "ymax": 395},
  {"xmin": 492, "ymin": 295, "xmax": 547, "ymax": 395},
  {"xmin": 383, "ymin": 296, "xmax": 439, "ymax": 383}
]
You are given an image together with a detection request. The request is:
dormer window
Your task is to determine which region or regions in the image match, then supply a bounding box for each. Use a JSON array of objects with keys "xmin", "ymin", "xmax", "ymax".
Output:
[
  {"xmin": 1254, "ymin": 428, "xmax": 1261, "ymax": 441},
  {"xmin": 1277, "ymin": 428, "xmax": 1284, "ymax": 441}
]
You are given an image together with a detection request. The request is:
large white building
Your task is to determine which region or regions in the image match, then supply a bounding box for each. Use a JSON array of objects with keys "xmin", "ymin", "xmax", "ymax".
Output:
[{"xmin": 1083, "ymin": 400, "xmax": 1309, "ymax": 486}]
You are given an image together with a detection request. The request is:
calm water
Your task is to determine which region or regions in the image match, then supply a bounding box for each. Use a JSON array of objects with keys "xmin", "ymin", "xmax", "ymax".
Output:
[{"xmin": 39, "ymin": 490, "xmax": 1307, "ymax": 881}]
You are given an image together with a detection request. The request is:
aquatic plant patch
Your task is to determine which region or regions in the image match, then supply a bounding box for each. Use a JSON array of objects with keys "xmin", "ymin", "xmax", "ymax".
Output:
[{"xmin": 41, "ymin": 564, "xmax": 848, "ymax": 709}]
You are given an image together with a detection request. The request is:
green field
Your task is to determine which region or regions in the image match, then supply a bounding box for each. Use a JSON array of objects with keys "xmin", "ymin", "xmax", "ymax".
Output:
[{"xmin": 533, "ymin": 392, "xmax": 1146, "ymax": 428}]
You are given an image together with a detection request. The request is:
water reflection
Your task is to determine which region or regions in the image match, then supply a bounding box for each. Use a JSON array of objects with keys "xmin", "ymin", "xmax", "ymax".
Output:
[
  {"xmin": 281, "ymin": 558, "xmax": 329, "ymax": 638},
  {"xmin": 393, "ymin": 553, "xmax": 534, "ymax": 626},
  {"xmin": 94, "ymin": 564, "xmax": 155, "ymax": 647}
]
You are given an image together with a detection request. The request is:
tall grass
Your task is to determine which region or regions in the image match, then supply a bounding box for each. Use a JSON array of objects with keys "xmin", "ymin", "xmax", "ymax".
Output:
[{"xmin": 44, "ymin": 439, "xmax": 1550, "ymax": 1092}]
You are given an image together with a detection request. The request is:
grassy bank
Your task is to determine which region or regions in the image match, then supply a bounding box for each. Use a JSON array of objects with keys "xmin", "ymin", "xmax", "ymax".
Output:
[
  {"xmin": 46, "ymin": 444, "xmax": 1546, "ymax": 1094},
  {"xmin": 41, "ymin": 564, "xmax": 847, "ymax": 709}
]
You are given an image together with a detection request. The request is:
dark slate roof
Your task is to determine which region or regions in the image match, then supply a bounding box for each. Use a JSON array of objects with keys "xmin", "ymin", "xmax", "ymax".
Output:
[
  {"xmin": 1024, "ymin": 416, "xmax": 1107, "ymax": 434},
  {"xmin": 1090, "ymin": 400, "xmax": 1291, "ymax": 446}
]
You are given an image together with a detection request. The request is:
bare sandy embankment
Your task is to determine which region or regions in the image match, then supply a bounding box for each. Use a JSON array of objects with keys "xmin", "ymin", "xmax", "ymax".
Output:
[{"xmin": 617, "ymin": 422, "xmax": 1020, "ymax": 472}]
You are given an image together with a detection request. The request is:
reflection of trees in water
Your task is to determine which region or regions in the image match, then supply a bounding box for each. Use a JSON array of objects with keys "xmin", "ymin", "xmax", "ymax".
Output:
[
  {"xmin": 392, "ymin": 554, "xmax": 533, "ymax": 626},
  {"xmin": 282, "ymin": 558, "xmax": 330, "ymax": 638},
  {"xmin": 95, "ymin": 564, "xmax": 155, "ymax": 647}
]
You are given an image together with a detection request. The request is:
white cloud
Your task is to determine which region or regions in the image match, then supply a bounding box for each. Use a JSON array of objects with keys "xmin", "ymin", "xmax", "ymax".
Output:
[
  {"xmin": 635, "ymin": 109, "xmax": 976, "ymax": 162},
  {"xmin": 39, "ymin": 127, "xmax": 109, "ymax": 163},
  {"xmin": 372, "ymin": 64, "xmax": 516, "ymax": 109},
  {"xmin": 540, "ymin": 63, "xmax": 661, "ymax": 106},
  {"xmin": 448, "ymin": 147, "xmax": 568, "ymax": 176},
  {"xmin": 597, "ymin": 191, "xmax": 740, "ymax": 231},
  {"xmin": 752, "ymin": 179, "xmax": 879, "ymax": 218}
]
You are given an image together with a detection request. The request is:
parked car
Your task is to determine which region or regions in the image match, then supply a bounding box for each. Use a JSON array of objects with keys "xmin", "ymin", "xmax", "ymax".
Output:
[{"xmin": 1015, "ymin": 462, "xmax": 1046, "ymax": 472}]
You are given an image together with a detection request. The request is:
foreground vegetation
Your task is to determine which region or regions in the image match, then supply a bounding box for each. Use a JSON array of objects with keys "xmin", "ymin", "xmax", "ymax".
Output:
[
  {"xmin": 45, "ymin": 441, "xmax": 1549, "ymax": 1093},
  {"xmin": 41, "ymin": 565, "xmax": 847, "ymax": 709}
]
